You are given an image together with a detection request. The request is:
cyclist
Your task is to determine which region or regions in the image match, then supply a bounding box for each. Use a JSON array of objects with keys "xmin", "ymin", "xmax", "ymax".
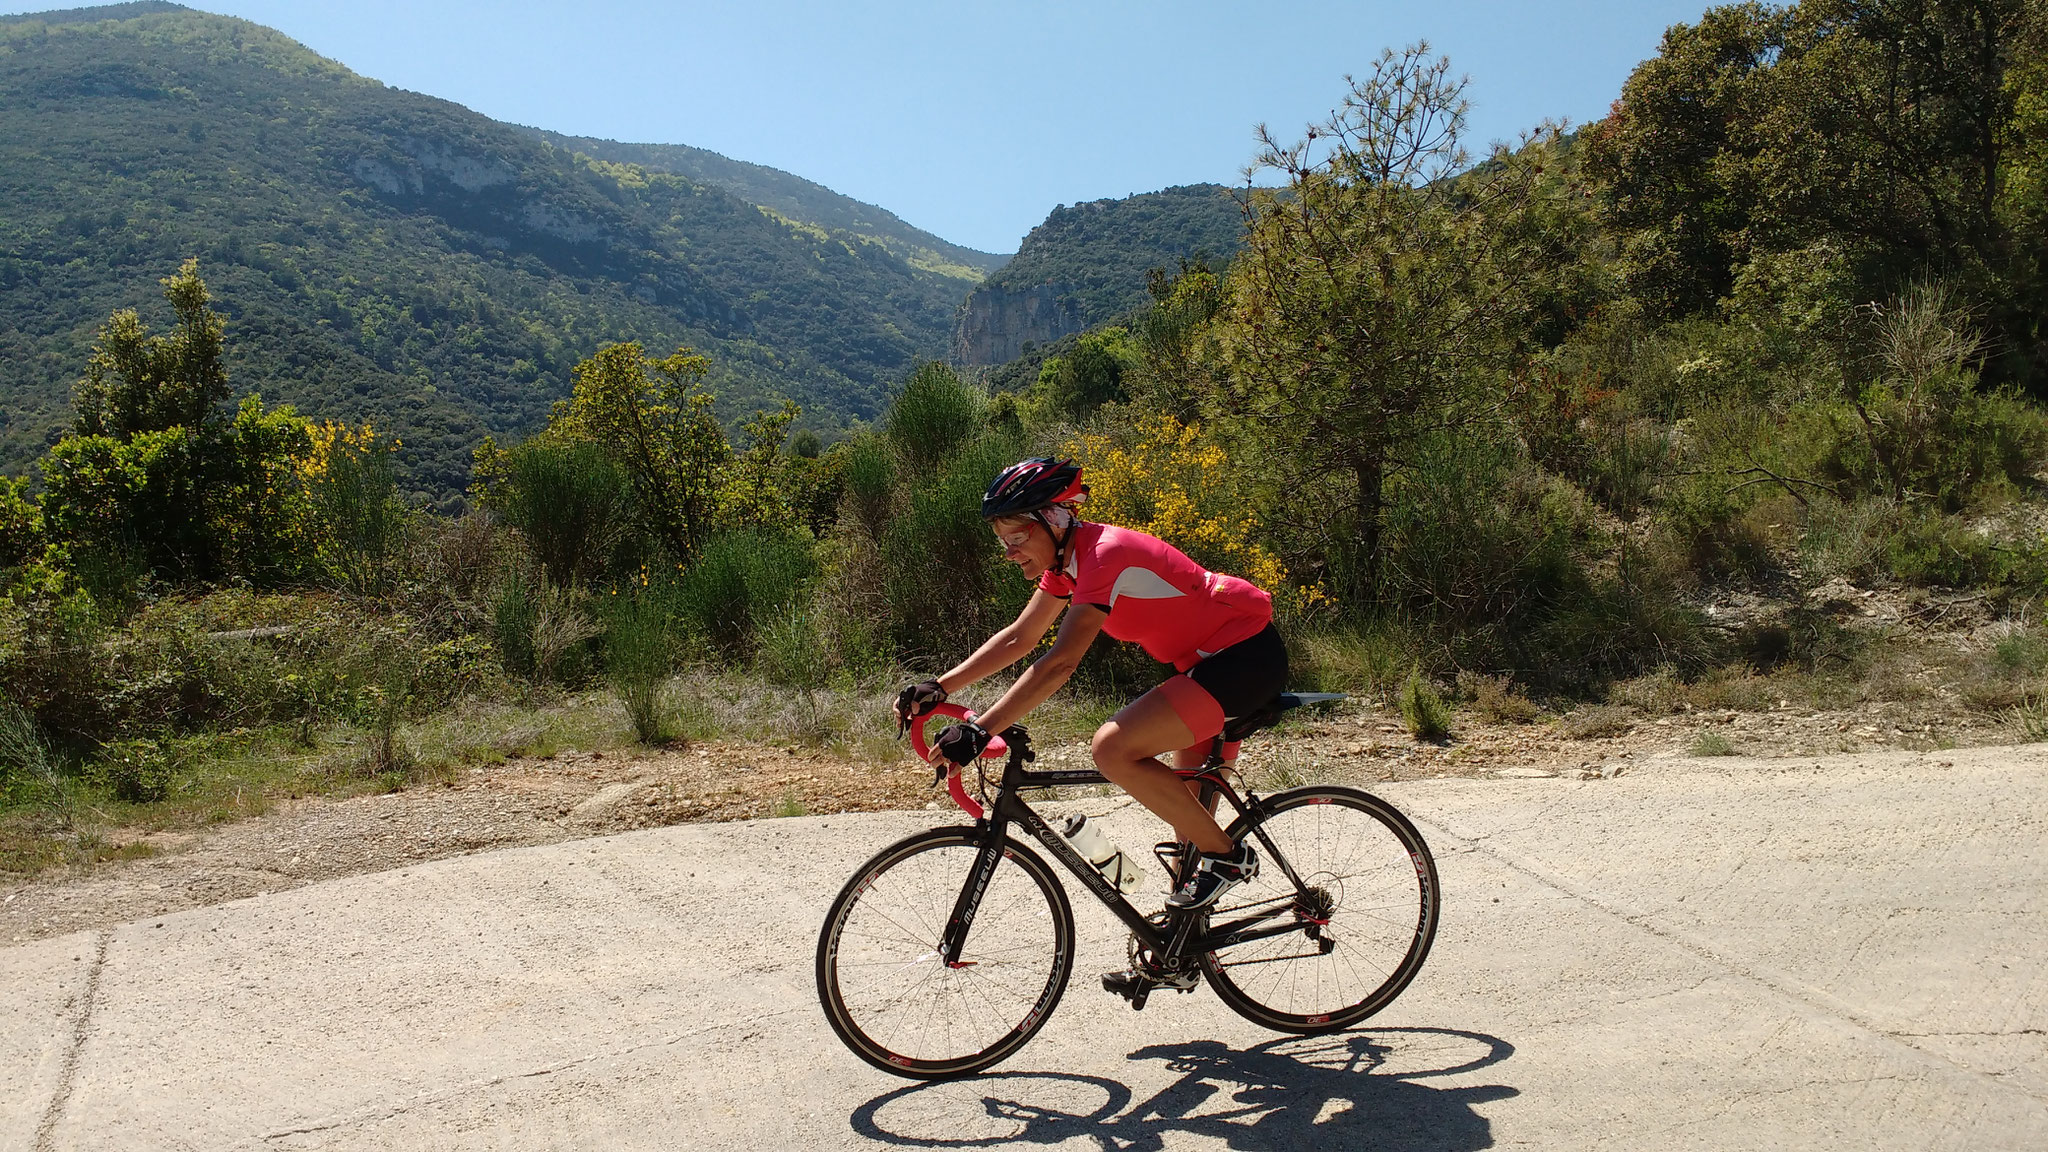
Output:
[{"xmin": 895, "ymin": 456, "xmax": 1288, "ymax": 916}]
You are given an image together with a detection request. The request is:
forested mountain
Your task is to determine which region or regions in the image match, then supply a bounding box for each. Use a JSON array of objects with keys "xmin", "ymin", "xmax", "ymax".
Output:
[
  {"xmin": 954, "ymin": 185, "xmax": 1244, "ymax": 364},
  {"xmin": 521, "ymin": 130, "xmax": 1007, "ymax": 282},
  {"xmin": 0, "ymin": 2, "xmax": 984, "ymax": 498}
]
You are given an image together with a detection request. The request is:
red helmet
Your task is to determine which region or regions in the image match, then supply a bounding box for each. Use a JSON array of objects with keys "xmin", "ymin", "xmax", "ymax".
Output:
[{"xmin": 983, "ymin": 458, "xmax": 1086, "ymax": 519}]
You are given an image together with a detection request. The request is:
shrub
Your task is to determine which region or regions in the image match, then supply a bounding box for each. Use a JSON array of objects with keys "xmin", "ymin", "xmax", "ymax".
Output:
[
  {"xmin": 0, "ymin": 697, "xmax": 75, "ymax": 829},
  {"xmin": 303, "ymin": 421, "xmax": 409, "ymax": 594},
  {"xmin": 1289, "ymin": 623, "xmax": 1417, "ymax": 698},
  {"xmin": 1458, "ymin": 671, "xmax": 1541, "ymax": 723},
  {"xmin": 841, "ymin": 435, "xmax": 896, "ymax": 536},
  {"xmin": 1066, "ymin": 412, "xmax": 1316, "ymax": 610},
  {"xmin": 1561, "ymin": 705, "xmax": 1634, "ymax": 740},
  {"xmin": 755, "ymin": 601, "xmax": 831, "ymax": 689},
  {"xmin": 491, "ymin": 438, "xmax": 635, "ymax": 587},
  {"xmin": 1882, "ymin": 511, "xmax": 2002, "ymax": 587},
  {"xmin": 1994, "ymin": 632, "xmax": 2048, "ymax": 674},
  {"xmin": 363, "ymin": 642, "xmax": 419, "ymax": 777},
  {"xmin": 493, "ymin": 577, "xmax": 539, "ymax": 679},
  {"xmin": 0, "ymin": 476, "xmax": 44, "ymax": 578},
  {"xmin": 1690, "ymin": 728, "xmax": 1738, "ymax": 756},
  {"xmin": 886, "ymin": 363, "xmax": 984, "ymax": 475},
  {"xmin": 493, "ymin": 576, "xmax": 598, "ymax": 685},
  {"xmin": 0, "ymin": 555, "xmax": 112, "ymax": 744},
  {"xmin": 1381, "ymin": 430, "xmax": 1594, "ymax": 665},
  {"xmin": 94, "ymin": 737, "xmax": 178, "ymax": 802},
  {"xmin": 604, "ymin": 588, "xmax": 675, "ymax": 743},
  {"xmin": 1398, "ymin": 668, "xmax": 1451, "ymax": 741},
  {"xmin": 2010, "ymin": 695, "xmax": 2048, "ymax": 743},
  {"xmin": 878, "ymin": 436, "xmax": 1027, "ymax": 664},
  {"xmin": 675, "ymin": 528, "xmax": 817, "ymax": 658}
]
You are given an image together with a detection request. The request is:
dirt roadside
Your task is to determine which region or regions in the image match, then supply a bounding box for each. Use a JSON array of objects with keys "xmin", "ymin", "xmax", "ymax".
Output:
[{"xmin": 0, "ymin": 695, "xmax": 2014, "ymax": 946}]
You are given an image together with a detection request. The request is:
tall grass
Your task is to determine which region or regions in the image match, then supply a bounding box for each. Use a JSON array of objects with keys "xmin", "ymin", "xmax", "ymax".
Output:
[
  {"xmin": 0, "ymin": 698, "xmax": 76, "ymax": 830},
  {"xmin": 493, "ymin": 575, "xmax": 599, "ymax": 684}
]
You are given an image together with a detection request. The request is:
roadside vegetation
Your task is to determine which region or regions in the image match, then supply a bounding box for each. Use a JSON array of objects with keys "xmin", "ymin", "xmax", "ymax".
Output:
[{"xmin": 5, "ymin": 0, "xmax": 2048, "ymax": 876}]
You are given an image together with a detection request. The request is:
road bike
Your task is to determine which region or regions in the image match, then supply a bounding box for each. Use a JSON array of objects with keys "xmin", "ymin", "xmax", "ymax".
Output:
[{"xmin": 815, "ymin": 694, "xmax": 1441, "ymax": 1079}]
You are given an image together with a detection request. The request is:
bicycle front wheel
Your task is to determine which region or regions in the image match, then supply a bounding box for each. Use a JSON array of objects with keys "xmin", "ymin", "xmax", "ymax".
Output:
[
  {"xmin": 1202, "ymin": 786, "xmax": 1439, "ymax": 1032},
  {"xmin": 816, "ymin": 827, "xmax": 1075, "ymax": 1079}
]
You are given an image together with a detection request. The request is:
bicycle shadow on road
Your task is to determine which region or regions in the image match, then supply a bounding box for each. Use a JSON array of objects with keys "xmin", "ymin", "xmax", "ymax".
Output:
[{"xmin": 850, "ymin": 1027, "xmax": 1517, "ymax": 1151}]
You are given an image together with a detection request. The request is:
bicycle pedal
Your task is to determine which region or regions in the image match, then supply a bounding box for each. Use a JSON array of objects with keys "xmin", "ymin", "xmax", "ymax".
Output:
[{"xmin": 1100, "ymin": 969, "xmax": 1149, "ymax": 1009}]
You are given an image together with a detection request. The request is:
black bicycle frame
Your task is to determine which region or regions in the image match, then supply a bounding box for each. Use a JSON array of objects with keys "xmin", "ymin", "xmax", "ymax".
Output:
[{"xmin": 935, "ymin": 741, "xmax": 1321, "ymax": 972}]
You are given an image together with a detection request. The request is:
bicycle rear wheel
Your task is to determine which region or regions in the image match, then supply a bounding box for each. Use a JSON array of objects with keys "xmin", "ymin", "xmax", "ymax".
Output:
[
  {"xmin": 817, "ymin": 827, "xmax": 1075, "ymax": 1078},
  {"xmin": 1201, "ymin": 786, "xmax": 1439, "ymax": 1032}
]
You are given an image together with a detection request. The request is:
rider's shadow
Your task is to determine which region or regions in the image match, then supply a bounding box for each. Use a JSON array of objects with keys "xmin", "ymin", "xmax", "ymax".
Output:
[{"xmin": 851, "ymin": 1028, "xmax": 1517, "ymax": 1152}]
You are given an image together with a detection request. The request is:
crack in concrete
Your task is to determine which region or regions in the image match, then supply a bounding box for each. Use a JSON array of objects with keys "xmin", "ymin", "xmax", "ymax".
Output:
[
  {"xmin": 1896, "ymin": 1029, "xmax": 2048, "ymax": 1039},
  {"xmin": 1398, "ymin": 803, "xmax": 2047, "ymax": 1108},
  {"xmin": 33, "ymin": 929, "xmax": 110, "ymax": 1152},
  {"xmin": 256, "ymin": 1006, "xmax": 803, "ymax": 1143}
]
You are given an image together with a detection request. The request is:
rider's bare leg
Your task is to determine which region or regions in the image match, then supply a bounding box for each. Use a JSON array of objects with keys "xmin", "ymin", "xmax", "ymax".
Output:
[
  {"xmin": 1172, "ymin": 745, "xmax": 1232, "ymax": 816},
  {"xmin": 1092, "ymin": 689, "xmax": 1234, "ymax": 855}
]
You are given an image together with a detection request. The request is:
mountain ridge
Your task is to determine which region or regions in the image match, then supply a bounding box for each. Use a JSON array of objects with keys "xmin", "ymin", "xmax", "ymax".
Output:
[
  {"xmin": 0, "ymin": 2, "xmax": 989, "ymax": 497},
  {"xmin": 521, "ymin": 129, "xmax": 1008, "ymax": 281}
]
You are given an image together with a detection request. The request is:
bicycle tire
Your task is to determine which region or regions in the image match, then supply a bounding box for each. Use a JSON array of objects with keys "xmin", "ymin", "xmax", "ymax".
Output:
[
  {"xmin": 1201, "ymin": 786, "xmax": 1439, "ymax": 1033},
  {"xmin": 817, "ymin": 826, "xmax": 1075, "ymax": 1078}
]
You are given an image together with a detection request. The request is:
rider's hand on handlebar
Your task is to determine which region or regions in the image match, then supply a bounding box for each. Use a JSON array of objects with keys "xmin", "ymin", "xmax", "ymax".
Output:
[
  {"xmin": 894, "ymin": 679, "xmax": 947, "ymax": 733},
  {"xmin": 933, "ymin": 722, "xmax": 990, "ymax": 766}
]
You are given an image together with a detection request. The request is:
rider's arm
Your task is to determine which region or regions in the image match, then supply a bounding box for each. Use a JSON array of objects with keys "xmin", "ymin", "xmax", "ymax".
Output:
[
  {"xmin": 970, "ymin": 603, "xmax": 1107, "ymax": 734},
  {"xmin": 935, "ymin": 587, "xmax": 1070, "ymax": 695}
]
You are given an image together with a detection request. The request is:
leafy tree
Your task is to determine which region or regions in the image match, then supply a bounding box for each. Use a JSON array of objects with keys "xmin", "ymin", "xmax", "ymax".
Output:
[
  {"xmin": 38, "ymin": 263, "xmax": 313, "ymax": 585},
  {"xmin": 1212, "ymin": 46, "xmax": 1560, "ymax": 600},
  {"xmin": 1130, "ymin": 261, "xmax": 1227, "ymax": 423},
  {"xmin": 720, "ymin": 400, "xmax": 802, "ymax": 532},
  {"xmin": 1586, "ymin": 0, "xmax": 2047, "ymax": 384},
  {"xmin": 73, "ymin": 259, "xmax": 231, "ymax": 440},
  {"xmin": 550, "ymin": 343, "xmax": 731, "ymax": 565},
  {"xmin": 1583, "ymin": 3, "xmax": 1792, "ymax": 317},
  {"xmin": 0, "ymin": 477, "xmax": 41, "ymax": 579},
  {"xmin": 1033, "ymin": 327, "xmax": 1134, "ymax": 421}
]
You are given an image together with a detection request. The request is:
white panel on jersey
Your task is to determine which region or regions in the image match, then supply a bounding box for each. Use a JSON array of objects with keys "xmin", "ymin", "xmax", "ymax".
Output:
[{"xmin": 1107, "ymin": 566, "xmax": 1186, "ymax": 609}]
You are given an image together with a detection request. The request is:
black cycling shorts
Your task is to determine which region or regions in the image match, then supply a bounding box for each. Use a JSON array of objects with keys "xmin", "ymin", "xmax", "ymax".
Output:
[{"xmin": 1187, "ymin": 623, "xmax": 1288, "ymax": 719}]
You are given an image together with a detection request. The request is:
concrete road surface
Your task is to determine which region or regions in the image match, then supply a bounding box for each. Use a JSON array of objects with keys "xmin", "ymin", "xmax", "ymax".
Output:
[{"xmin": 6, "ymin": 745, "xmax": 2045, "ymax": 1150}]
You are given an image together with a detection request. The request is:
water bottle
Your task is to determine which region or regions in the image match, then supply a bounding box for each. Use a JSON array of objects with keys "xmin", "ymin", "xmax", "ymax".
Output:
[{"xmin": 1061, "ymin": 813, "xmax": 1144, "ymax": 894}]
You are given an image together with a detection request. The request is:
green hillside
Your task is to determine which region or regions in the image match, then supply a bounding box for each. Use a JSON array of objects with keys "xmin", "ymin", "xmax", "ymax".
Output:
[
  {"xmin": 0, "ymin": 3, "xmax": 976, "ymax": 499},
  {"xmin": 522, "ymin": 130, "xmax": 1008, "ymax": 282},
  {"xmin": 984, "ymin": 184, "xmax": 1244, "ymax": 319}
]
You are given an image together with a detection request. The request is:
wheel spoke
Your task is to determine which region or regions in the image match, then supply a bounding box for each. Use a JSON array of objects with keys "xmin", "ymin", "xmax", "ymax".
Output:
[
  {"xmin": 1202, "ymin": 788, "xmax": 1437, "ymax": 1029},
  {"xmin": 819, "ymin": 833, "xmax": 1073, "ymax": 1076}
]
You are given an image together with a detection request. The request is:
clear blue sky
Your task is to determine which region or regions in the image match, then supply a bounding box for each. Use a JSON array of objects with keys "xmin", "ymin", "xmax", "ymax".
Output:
[{"xmin": 16, "ymin": 0, "xmax": 1716, "ymax": 253}]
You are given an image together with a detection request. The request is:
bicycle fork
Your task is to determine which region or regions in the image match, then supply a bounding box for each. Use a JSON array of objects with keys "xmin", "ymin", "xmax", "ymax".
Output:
[{"xmin": 936, "ymin": 819, "xmax": 1009, "ymax": 968}]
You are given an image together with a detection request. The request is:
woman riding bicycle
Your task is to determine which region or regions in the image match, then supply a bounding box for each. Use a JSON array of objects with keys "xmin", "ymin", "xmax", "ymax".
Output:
[{"xmin": 895, "ymin": 456, "xmax": 1288, "ymax": 912}]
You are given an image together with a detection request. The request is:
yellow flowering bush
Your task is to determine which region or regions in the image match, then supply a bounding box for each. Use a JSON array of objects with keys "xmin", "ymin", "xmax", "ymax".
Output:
[
  {"xmin": 300, "ymin": 420, "xmax": 396, "ymax": 482},
  {"xmin": 1065, "ymin": 414, "xmax": 1332, "ymax": 615},
  {"xmin": 301, "ymin": 420, "xmax": 407, "ymax": 593}
]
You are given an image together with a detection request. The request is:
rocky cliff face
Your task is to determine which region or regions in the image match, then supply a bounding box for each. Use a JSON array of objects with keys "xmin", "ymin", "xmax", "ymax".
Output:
[{"xmin": 952, "ymin": 282, "xmax": 1084, "ymax": 366}]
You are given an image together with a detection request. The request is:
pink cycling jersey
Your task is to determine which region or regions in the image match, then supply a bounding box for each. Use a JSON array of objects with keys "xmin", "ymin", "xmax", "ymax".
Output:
[{"xmin": 1039, "ymin": 522, "xmax": 1272, "ymax": 671}]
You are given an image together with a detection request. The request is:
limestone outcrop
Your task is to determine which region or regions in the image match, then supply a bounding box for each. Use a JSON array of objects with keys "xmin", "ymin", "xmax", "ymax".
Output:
[{"xmin": 952, "ymin": 283, "xmax": 1084, "ymax": 366}]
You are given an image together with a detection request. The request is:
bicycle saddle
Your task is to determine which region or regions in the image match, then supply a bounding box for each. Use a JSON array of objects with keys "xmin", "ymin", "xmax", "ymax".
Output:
[{"xmin": 1220, "ymin": 691, "xmax": 1346, "ymax": 743}]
